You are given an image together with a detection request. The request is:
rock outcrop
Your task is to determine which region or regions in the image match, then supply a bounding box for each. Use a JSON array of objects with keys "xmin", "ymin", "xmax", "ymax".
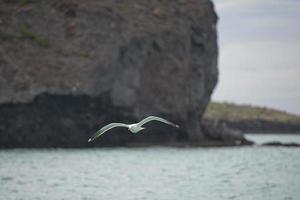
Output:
[
  {"xmin": 201, "ymin": 119, "xmax": 254, "ymax": 146},
  {"xmin": 0, "ymin": 0, "xmax": 232, "ymax": 147},
  {"xmin": 261, "ymin": 142, "xmax": 300, "ymax": 147}
]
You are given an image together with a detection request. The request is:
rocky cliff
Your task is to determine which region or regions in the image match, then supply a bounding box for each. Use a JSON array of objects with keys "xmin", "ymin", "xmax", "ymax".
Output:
[{"xmin": 0, "ymin": 0, "xmax": 245, "ymax": 147}]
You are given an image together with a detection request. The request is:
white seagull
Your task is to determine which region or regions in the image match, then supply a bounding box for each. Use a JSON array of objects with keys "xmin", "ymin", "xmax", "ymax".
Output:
[{"xmin": 88, "ymin": 116, "xmax": 179, "ymax": 142}]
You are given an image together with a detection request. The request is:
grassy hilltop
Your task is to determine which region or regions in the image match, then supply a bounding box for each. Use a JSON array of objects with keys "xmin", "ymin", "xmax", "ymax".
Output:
[{"xmin": 204, "ymin": 102, "xmax": 300, "ymax": 133}]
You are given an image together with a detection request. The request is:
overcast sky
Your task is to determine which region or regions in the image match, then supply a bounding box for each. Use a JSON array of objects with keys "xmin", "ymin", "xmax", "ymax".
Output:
[{"xmin": 211, "ymin": 0, "xmax": 300, "ymax": 115}]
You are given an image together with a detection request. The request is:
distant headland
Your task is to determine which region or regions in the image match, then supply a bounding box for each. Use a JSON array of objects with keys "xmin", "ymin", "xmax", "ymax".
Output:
[{"xmin": 204, "ymin": 102, "xmax": 300, "ymax": 133}]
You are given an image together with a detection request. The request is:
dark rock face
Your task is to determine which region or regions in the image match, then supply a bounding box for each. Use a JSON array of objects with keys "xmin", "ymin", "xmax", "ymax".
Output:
[
  {"xmin": 0, "ymin": 0, "xmax": 221, "ymax": 147},
  {"xmin": 201, "ymin": 119, "xmax": 254, "ymax": 146}
]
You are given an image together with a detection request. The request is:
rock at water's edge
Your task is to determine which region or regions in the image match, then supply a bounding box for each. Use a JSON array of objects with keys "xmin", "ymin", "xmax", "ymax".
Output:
[{"xmin": 261, "ymin": 142, "xmax": 300, "ymax": 147}]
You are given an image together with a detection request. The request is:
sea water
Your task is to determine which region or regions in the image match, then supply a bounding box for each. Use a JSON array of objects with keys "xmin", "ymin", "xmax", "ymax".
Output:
[{"xmin": 0, "ymin": 134, "xmax": 300, "ymax": 200}]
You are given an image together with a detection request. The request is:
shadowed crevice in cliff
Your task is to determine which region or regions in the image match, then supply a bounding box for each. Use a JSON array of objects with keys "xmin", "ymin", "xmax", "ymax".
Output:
[{"xmin": 0, "ymin": 93, "xmax": 189, "ymax": 148}]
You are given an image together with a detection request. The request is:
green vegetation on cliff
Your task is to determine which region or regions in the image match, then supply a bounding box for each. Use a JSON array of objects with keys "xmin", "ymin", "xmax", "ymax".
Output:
[{"xmin": 204, "ymin": 102, "xmax": 300, "ymax": 124}]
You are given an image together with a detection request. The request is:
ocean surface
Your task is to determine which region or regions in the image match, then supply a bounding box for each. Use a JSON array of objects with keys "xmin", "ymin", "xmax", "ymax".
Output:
[{"xmin": 0, "ymin": 134, "xmax": 300, "ymax": 200}]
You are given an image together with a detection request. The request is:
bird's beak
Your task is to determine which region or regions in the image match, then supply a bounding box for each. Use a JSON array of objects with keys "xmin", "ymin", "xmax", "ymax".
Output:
[{"xmin": 88, "ymin": 138, "xmax": 92, "ymax": 142}]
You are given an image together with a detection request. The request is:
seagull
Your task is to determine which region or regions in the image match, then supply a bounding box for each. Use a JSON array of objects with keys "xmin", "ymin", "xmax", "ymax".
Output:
[{"xmin": 88, "ymin": 116, "xmax": 179, "ymax": 142}]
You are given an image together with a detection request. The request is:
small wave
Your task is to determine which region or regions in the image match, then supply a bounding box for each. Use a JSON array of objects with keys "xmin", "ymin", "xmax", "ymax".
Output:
[{"xmin": 1, "ymin": 176, "xmax": 13, "ymax": 181}]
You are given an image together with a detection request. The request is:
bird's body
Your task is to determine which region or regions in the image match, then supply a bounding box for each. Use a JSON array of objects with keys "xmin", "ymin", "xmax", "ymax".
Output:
[
  {"xmin": 88, "ymin": 116, "xmax": 179, "ymax": 142},
  {"xmin": 128, "ymin": 124, "xmax": 145, "ymax": 133}
]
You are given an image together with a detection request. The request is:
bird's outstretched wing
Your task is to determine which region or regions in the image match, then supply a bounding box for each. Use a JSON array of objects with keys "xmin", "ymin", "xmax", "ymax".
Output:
[
  {"xmin": 137, "ymin": 116, "xmax": 179, "ymax": 128},
  {"xmin": 88, "ymin": 123, "xmax": 129, "ymax": 142}
]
